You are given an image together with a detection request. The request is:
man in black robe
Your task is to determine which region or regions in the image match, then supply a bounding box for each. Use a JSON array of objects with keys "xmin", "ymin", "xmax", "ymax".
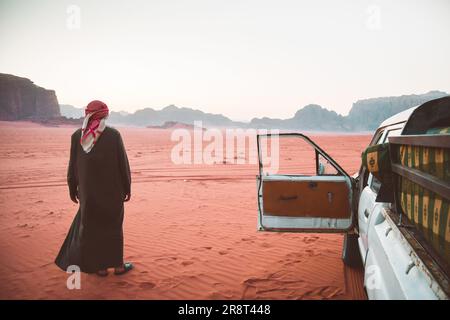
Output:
[{"xmin": 55, "ymin": 100, "xmax": 133, "ymax": 276}]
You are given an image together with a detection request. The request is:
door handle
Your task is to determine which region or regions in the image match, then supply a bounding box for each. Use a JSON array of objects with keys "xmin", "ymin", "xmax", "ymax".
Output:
[
  {"xmin": 308, "ymin": 181, "xmax": 318, "ymax": 189},
  {"xmin": 385, "ymin": 227, "xmax": 392, "ymax": 237},
  {"xmin": 364, "ymin": 209, "xmax": 370, "ymax": 218},
  {"xmin": 405, "ymin": 261, "xmax": 416, "ymax": 275}
]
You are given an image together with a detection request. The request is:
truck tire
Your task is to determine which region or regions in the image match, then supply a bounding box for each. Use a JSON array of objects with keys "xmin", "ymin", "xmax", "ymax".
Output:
[{"xmin": 342, "ymin": 233, "xmax": 363, "ymax": 268}]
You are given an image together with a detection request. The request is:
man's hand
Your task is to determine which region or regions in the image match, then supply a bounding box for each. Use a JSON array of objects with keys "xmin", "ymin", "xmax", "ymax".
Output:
[
  {"xmin": 70, "ymin": 192, "xmax": 79, "ymax": 204},
  {"xmin": 124, "ymin": 193, "xmax": 131, "ymax": 202}
]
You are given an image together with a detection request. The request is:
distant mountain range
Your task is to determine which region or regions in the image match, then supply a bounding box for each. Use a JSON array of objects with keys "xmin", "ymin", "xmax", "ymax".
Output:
[
  {"xmin": 60, "ymin": 90, "xmax": 449, "ymax": 131},
  {"xmin": 1, "ymin": 73, "xmax": 446, "ymax": 131},
  {"xmin": 60, "ymin": 104, "xmax": 247, "ymax": 128}
]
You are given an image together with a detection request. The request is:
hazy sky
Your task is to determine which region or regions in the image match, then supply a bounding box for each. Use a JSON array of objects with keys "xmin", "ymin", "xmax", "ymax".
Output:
[{"xmin": 1, "ymin": 0, "xmax": 449, "ymax": 120}]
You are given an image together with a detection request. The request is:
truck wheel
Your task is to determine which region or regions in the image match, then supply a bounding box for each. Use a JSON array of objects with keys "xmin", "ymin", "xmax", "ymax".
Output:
[{"xmin": 342, "ymin": 233, "xmax": 363, "ymax": 268}]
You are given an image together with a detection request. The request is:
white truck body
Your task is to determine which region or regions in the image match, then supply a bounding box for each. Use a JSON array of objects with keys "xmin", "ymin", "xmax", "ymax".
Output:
[{"xmin": 256, "ymin": 105, "xmax": 449, "ymax": 300}]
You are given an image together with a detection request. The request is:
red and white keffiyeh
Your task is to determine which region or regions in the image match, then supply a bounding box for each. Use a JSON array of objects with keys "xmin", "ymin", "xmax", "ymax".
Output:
[{"xmin": 80, "ymin": 100, "xmax": 109, "ymax": 153}]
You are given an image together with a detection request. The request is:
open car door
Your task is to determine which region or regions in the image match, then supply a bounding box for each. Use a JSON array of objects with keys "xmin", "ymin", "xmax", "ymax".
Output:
[{"xmin": 257, "ymin": 133, "xmax": 356, "ymax": 233}]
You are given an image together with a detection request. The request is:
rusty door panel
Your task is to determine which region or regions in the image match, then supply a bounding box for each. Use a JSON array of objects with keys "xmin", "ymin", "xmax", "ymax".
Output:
[{"xmin": 263, "ymin": 180, "xmax": 351, "ymax": 219}]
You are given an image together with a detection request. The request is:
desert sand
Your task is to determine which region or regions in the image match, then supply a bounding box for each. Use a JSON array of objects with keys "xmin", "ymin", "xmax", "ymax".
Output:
[{"xmin": 0, "ymin": 121, "xmax": 371, "ymax": 299}]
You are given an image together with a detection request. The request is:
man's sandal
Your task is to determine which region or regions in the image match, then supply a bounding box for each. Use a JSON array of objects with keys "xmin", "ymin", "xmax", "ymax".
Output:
[
  {"xmin": 114, "ymin": 262, "xmax": 133, "ymax": 275},
  {"xmin": 96, "ymin": 270, "xmax": 109, "ymax": 277}
]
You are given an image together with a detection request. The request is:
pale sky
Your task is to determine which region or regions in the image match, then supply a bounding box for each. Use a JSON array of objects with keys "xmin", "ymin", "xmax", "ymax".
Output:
[{"xmin": 1, "ymin": 0, "xmax": 449, "ymax": 121}]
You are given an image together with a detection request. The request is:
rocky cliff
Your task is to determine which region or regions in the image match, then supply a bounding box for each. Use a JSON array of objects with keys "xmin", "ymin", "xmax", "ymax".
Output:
[
  {"xmin": 346, "ymin": 90, "xmax": 449, "ymax": 131},
  {"xmin": 0, "ymin": 73, "xmax": 60, "ymax": 120},
  {"xmin": 249, "ymin": 92, "xmax": 448, "ymax": 131}
]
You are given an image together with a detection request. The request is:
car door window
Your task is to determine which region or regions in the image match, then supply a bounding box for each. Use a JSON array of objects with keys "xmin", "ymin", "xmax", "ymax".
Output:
[
  {"xmin": 386, "ymin": 128, "xmax": 402, "ymax": 139},
  {"xmin": 369, "ymin": 127, "xmax": 402, "ymax": 193},
  {"xmin": 370, "ymin": 175, "xmax": 382, "ymax": 193},
  {"xmin": 368, "ymin": 130, "xmax": 386, "ymax": 192}
]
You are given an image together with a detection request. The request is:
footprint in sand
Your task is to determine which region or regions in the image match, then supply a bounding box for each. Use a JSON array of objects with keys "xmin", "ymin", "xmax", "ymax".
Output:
[
  {"xmin": 115, "ymin": 281, "xmax": 131, "ymax": 288},
  {"xmin": 279, "ymin": 254, "xmax": 303, "ymax": 266},
  {"xmin": 181, "ymin": 261, "xmax": 194, "ymax": 266},
  {"xmin": 155, "ymin": 256, "xmax": 178, "ymax": 262},
  {"xmin": 302, "ymin": 236, "xmax": 319, "ymax": 244},
  {"xmin": 305, "ymin": 249, "xmax": 320, "ymax": 257},
  {"xmin": 240, "ymin": 237, "xmax": 255, "ymax": 244},
  {"xmin": 193, "ymin": 246, "xmax": 212, "ymax": 252},
  {"xmin": 301, "ymin": 286, "xmax": 343, "ymax": 299},
  {"xmin": 139, "ymin": 282, "xmax": 156, "ymax": 289},
  {"xmin": 218, "ymin": 250, "xmax": 228, "ymax": 255},
  {"xmin": 241, "ymin": 276, "xmax": 305, "ymax": 299},
  {"xmin": 208, "ymin": 291, "xmax": 235, "ymax": 299}
]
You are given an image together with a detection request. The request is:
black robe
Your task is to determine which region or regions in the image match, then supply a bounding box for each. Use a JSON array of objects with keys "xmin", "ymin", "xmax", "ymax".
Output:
[{"xmin": 55, "ymin": 126, "xmax": 131, "ymax": 273}]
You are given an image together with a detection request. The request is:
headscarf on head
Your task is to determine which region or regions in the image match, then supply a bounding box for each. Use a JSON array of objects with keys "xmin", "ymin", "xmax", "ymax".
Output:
[{"xmin": 80, "ymin": 100, "xmax": 109, "ymax": 153}]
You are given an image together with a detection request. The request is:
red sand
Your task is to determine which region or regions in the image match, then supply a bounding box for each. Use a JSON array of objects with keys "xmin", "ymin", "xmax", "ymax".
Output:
[{"xmin": 0, "ymin": 121, "xmax": 371, "ymax": 299}]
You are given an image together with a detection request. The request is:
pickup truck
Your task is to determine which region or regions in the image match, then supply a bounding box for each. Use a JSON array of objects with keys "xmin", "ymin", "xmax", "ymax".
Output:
[{"xmin": 256, "ymin": 96, "xmax": 449, "ymax": 299}]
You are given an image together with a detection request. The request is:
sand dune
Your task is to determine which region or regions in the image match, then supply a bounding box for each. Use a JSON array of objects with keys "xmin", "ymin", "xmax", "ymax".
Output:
[{"xmin": 0, "ymin": 121, "xmax": 370, "ymax": 299}]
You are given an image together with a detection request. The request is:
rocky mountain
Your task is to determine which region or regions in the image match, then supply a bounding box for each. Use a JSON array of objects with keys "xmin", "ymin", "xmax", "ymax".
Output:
[
  {"xmin": 0, "ymin": 73, "xmax": 60, "ymax": 120},
  {"xmin": 60, "ymin": 90, "xmax": 448, "ymax": 131},
  {"xmin": 147, "ymin": 121, "xmax": 205, "ymax": 130},
  {"xmin": 250, "ymin": 104, "xmax": 347, "ymax": 131},
  {"xmin": 112, "ymin": 105, "xmax": 245, "ymax": 127},
  {"xmin": 61, "ymin": 104, "xmax": 246, "ymax": 128},
  {"xmin": 59, "ymin": 104, "xmax": 84, "ymax": 119},
  {"xmin": 249, "ymin": 91, "xmax": 448, "ymax": 131},
  {"xmin": 346, "ymin": 91, "xmax": 449, "ymax": 131},
  {"xmin": 290, "ymin": 104, "xmax": 347, "ymax": 131}
]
